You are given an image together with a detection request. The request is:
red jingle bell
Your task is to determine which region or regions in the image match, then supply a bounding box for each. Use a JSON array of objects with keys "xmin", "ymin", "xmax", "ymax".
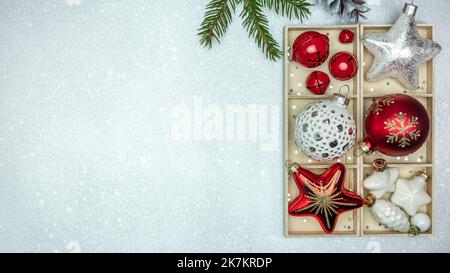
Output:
[
  {"xmin": 329, "ymin": 51, "xmax": 358, "ymax": 81},
  {"xmin": 291, "ymin": 31, "xmax": 330, "ymax": 68},
  {"xmin": 339, "ymin": 29, "xmax": 354, "ymax": 44},
  {"xmin": 360, "ymin": 94, "xmax": 430, "ymax": 157},
  {"xmin": 306, "ymin": 71, "xmax": 330, "ymax": 95}
]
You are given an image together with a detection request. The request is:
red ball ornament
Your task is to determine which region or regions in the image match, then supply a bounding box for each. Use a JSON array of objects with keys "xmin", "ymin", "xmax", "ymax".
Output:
[
  {"xmin": 291, "ymin": 31, "xmax": 329, "ymax": 68},
  {"xmin": 306, "ymin": 71, "xmax": 330, "ymax": 95},
  {"xmin": 360, "ymin": 94, "xmax": 430, "ymax": 157},
  {"xmin": 339, "ymin": 29, "xmax": 354, "ymax": 44},
  {"xmin": 329, "ymin": 51, "xmax": 358, "ymax": 81},
  {"xmin": 288, "ymin": 163, "xmax": 364, "ymax": 234}
]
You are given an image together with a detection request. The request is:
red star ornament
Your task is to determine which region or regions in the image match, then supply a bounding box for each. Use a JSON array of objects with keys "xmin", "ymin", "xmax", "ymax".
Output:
[{"xmin": 288, "ymin": 163, "xmax": 364, "ymax": 234}]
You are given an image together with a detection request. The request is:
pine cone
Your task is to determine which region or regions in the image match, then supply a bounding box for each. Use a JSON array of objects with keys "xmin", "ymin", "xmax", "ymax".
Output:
[
  {"xmin": 322, "ymin": 0, "xmax": 370, "ymax": 22},
  {"xmin": 370, "ymin": 199, "xmax": 410, "ymax": 232}
]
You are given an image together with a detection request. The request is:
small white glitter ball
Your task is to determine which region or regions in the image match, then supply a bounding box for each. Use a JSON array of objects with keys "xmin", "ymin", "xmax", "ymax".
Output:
[
  {"xmin": 293, "ymin": 94, "xmax": 356, "ymax": 161},
  {"xmin": 410, "ymin": 213, "xmax": 431, "ymax": 232}
]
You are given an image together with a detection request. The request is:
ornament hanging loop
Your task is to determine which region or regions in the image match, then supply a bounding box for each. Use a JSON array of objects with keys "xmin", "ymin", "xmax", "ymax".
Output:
[
  {"xmin": 338, "ymin": 84, "xmax": 351, "ymax": 97},
  {"xmin": 332, "ymin": 85, "xmax": 351, "ymax": 106},
  {"xmin": 285, "ymin": 160, "xmax": 300, "ymax": 175},
  {"xmin": 415, "ymin": 169, "xmax": 430, "ymax": 180},
  {"xmin": 408, "ymin": 225, "xmax": 420, "ymax": 237}
]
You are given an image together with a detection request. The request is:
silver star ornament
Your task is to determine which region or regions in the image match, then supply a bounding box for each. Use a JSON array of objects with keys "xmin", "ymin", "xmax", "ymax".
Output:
[{"xmin": 362, "ymin": 3, "xmax": 441, "ymax": 90}]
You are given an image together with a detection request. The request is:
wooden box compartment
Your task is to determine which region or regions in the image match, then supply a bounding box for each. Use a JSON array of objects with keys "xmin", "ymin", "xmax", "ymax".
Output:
[
  {"xmin": 284, "ymin": 25, "xmax": 435, "ymax": 237},
  {"xmin": 361, "ymin": 166, "xmax": 433, "ymax": 236},
  {"xmin": 288, "ymin": 166, "xmax": 360, "ymax": 236}
]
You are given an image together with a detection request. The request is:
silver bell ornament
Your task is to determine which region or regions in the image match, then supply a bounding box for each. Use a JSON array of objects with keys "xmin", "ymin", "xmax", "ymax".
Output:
[
  {"xmin": 294, "ymin": 92, "xmax": 356, "ymax": 161},
  {"xmin": 362, "ymin": 3, "xmax": 441, "ymax": 89}
]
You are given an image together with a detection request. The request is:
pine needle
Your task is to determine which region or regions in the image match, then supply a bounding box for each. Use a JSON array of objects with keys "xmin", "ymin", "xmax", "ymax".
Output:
[
  {"xmin": 240, "ymin": 0, "xmax": 282, "ymax": 61},
  {"xmin": 260, "ymin": 0, "xmax": 312, "ymax": 20},
  {"xmin": 198, "ymin": 0, "xmax": 238, "ymax": 48}
]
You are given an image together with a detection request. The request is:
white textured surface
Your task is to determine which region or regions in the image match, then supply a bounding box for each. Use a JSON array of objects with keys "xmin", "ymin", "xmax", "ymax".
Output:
[
  {"xmin": 0, "ymin": 0, "xmax": 449, "ymax": 252},
  {"xmin": 293, "ymin": 98, "xmax": 356, "ymax": 161}
]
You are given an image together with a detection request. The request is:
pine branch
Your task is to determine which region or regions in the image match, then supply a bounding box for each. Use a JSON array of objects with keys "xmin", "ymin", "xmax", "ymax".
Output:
[
  {"xmin": 197, "ymin": 0, "xmax": 313, "ymax": 61},
  {"xmin": 240, "ymin": 0, "xmax": 282, "ymax": 61},
  {"xmin": 260, "ymin": 0, "xmax": 313, "ymax": 21},
  {"xmin": 198, "ymin": 0, "xmax": 238, "ymax": 48}
]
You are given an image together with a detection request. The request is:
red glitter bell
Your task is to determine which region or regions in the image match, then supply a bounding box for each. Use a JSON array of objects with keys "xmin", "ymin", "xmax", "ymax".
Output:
[
  {"xmin": 339, "ymin": 29, "xmax": 354, "ymax": 44},
  {"xmin": 306, "ymin": 71, "xmax": 330, "ymax": 95},
  {"xmin": 360, "ymin": 94, "xmax": 430, "ymax": 157},
  {"xmin": 329, "ymin": 51, "xmax": 358, "ymax": 81},
  {"xmin": 291, "ymin": 31, "xmax": 329, "ymax": 68}
]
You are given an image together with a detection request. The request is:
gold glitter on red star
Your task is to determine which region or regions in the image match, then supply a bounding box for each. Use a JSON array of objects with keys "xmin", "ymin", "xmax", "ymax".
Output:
[{"xmin": 288, "ymin": 163, "xmax": 364, "ymax": 234}]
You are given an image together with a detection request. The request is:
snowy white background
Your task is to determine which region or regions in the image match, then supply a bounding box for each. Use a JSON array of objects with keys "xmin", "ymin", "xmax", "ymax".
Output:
[{"xmin": 0, "ymin": 0, "xmax": 449, "ymax": 252}]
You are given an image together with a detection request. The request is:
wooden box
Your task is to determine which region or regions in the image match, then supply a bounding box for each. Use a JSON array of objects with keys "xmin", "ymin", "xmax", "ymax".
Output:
[{"xmin": 284, "ymin": 25, "xmax": 435, "ymax": 237}]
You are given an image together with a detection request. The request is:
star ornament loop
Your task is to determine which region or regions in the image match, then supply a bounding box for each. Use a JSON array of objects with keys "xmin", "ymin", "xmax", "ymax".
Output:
[
  {"xmin": 288, "ymin": 163, "xmax": 364, "ymax": 234},
  {"xmin": 362, "ymin": 3, "xmax": 441, "ymax": 90}
]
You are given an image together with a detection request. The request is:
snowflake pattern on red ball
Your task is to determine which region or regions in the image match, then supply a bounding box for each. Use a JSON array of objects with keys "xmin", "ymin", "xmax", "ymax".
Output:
[
  {"xmin": 384, "ymin": 112, "xmax": 421, "ymax": 147},
  {"xmin": 368, "ymin": 95, "xmax": 395, "ymax": 115}
]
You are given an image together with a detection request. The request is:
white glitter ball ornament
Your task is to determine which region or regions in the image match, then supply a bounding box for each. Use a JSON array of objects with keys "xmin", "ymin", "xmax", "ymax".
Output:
[
  {"xmin": 294, "ymin": 94, "xmax": 356, "ymax": 161},
  {"xmin": 410, "ymin": 213, "xmax": 431, "ymax": 233}
]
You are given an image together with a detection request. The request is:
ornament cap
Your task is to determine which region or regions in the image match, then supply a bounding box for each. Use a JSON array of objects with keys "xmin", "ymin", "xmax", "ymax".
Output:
[
  {"xmin": 331, "ymin": 93, "xmax": 350, "ymax": 106},
  {"xmin": 285, "ymin": 160, "xmax": 300, "ymax": 175},
  {"xmin": 364, "ymin": 194, "xmax": 376, "ymax": 207},
  {"xmin": 358, "ymin": 137, "xmax": 376, "ymax": 155},
  {"xmin": 403, "ymin": 3, "xmax": 418, "ymax": 17},
  {"xmin": 372, "ymin": 158, "xmax": 387, "ymax": 172}
]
